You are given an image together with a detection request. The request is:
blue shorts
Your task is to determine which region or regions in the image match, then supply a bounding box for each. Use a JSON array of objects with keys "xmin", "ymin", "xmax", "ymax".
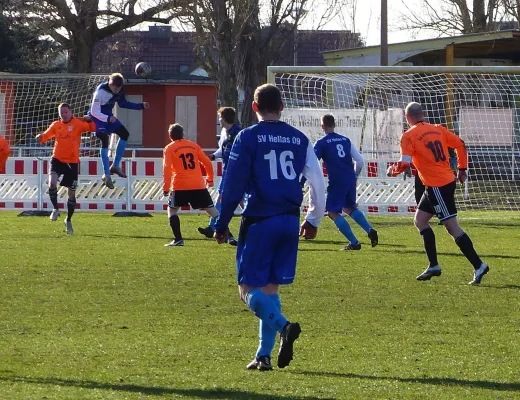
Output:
[
  {"xmin": 92, "ymin": 117, "xmax": 123, "ymax": 134},
  {"xmin": 236, "ymin": 213, "xmax": 300, "ymax": 287},
  {"xmin": 326, "ymin": 182, "xmax": 357, "ymax": 213}
]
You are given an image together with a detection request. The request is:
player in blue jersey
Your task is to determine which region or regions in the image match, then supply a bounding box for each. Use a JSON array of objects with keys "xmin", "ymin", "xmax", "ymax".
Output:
[
  {"xmin": 89, "ymin": 73, "xmax": 149, "ymax": 189},
  {"xmin": 197, "ymin": 107, "xmax": 240, "ymax": 246},
  {"xmin": 214, "ymin": 84, "xmax": 326, "ymax": 371},
  {"xmin": 314, "ymin": 114, "xmax": 378, "ymax": 250}
]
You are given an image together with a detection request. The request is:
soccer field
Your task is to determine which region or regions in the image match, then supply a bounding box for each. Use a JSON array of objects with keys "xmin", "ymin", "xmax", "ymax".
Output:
[{"xmin": 1, "ymin": 211, "xmax": 519, "ymax": 399}]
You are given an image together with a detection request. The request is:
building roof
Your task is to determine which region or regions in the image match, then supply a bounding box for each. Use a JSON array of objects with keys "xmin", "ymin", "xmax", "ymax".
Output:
[
  {"xmin": 322, "ymin": 30, "xmax": 520, "ymax": 66},
  {"xmin": 92, "ymin": 27, "xmax": 362, "ymax": 78}
]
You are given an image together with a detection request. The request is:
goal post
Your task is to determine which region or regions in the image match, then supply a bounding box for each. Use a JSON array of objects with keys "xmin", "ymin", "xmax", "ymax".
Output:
[
  {"xmin": 267, "ymin": 65, "xmax": 520, "ymax": 212},
  {"xmin": 0, "ymin": 73, "xmax": 108, "ymax": 158}
]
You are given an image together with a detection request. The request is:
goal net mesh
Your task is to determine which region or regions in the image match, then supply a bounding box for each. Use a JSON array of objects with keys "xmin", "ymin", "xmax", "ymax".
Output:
[
  {"xmin": 0, "ymin": 74, "xmax": 107, "ymax": 158},
  {"xmin": 272, "ymin": 68, "xmax": 520, "ymax": 211}
]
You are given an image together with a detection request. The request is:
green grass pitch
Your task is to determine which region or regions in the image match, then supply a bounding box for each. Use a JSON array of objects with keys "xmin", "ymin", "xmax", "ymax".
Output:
[{"xmin": 0, "ymin": 210, "xmax": 519, "ymax": 399}]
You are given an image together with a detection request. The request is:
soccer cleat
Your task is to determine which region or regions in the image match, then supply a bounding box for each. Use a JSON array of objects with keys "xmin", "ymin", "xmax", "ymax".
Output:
[
  {"xmin": 102, "ymin": 174, "xmax": 115, "ymax": 189},
  {"xmin": 469, "ymin": 263, "xmax": 490, "ymax": 285},
  {"xmin": 228, "ymin": 233, "xmax": 238, "ymax": 246},
  {"xmin": 164, "ymin": 239, "xmax": 184, "ymax": 247},
  {"xmin": 342, "ymin": 242, "xmax": 361, "ymax": 251},
  {"xmin": 110, "ymin": 165, "xmax": 127, "ymax": 178},
  {"xmin": 277, "ymin": 322, "xmax": 301, "ymax": 369},
  {"xmin": 64, "ymin": 219, "xmax": 73, "ymax": 235},
  {"xmin": 246, "ymin": 356, "xmax": 273, "ymax": 371},
  {"xmin": 49, "ymin": 209, "xmax": 60, "ymax": 222},
  {"xmin": 197, "ymin": 226, "xmax": 214, "ymax": 239},
  {"xmin": 416, "ymin": 265, "xmax": 442, "ymax": 281},
  {"xmin": 368, "ymin": 229, "xmax": 379, "ymax": 247}
]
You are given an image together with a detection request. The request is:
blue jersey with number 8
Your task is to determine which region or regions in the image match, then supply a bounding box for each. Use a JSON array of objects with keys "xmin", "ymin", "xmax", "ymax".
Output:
[{"xmin": 314, "ymin": 133, "xmax": 356, "ymax": 185}]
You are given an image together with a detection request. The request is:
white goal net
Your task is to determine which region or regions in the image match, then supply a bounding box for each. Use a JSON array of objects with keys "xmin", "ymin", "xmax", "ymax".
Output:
[
  {"xmin": 268, "ymin": 66, "xmax": 520, "ymax": 212},
  {"xmin": 0, "ymin": 73, "xmax": 108, "ymax": 158}
]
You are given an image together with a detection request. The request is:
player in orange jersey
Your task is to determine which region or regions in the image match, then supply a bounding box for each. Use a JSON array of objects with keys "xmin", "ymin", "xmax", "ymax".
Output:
[
  {"xmin": 387, "ymin": 102, "xmax": 489, "ymax": 285},
  {"xmin": 36, "ymin": 103, "xmax": 96, "ymax": 234},
  {"xmin": 162, "ymin": 123, "xmax": 219, "ymax": 246},
  {"xmin": 0, "ymin": 134, "xmax": 10, "ymax": 174}
]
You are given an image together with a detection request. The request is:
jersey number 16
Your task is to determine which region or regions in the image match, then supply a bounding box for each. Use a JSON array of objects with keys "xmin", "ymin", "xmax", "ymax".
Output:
[{"xmin": 264, "ymin": 150, "xmax": 297, "ymax": 180}]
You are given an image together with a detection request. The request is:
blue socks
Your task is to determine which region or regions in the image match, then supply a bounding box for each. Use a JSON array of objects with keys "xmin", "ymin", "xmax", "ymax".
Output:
[
  {"xmin": 209, "ymin": 202, "xmax": 222, "ymax": 232},
  {"xmin": 245, "ymin": 289, "xmax": 287, "ymax": 334},
  {"xmin": 350, "ymin": 209, "xmax": 372, "ymax": 233},
  {"xmin": 256, "ymin": 294, "xmax": 281, "ymax": 359},
  {"xmin": 334, "ymin": 216, "xmax": 359, "ymax": 244},
  {"xmin": 113, "ymin": 138, "xmax": 127, "ymax": 167},
  {"xmin": 100, "ymin": 148, "xmax": 110, "ymax": 176}
]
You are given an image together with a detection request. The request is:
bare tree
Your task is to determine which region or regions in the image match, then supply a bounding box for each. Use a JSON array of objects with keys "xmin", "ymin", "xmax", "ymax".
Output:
[
  {"xmin": 502, "ymin": 0, "xmax": 520, "ymax": 26},
  {"xmin": 4, "ymin": 0, "xmax": 189, "ymax": 72},
  {"xmin": 183, "ymin": 0, "xmax": 359, "ymax": 126},
  {"xmin": 398, "ymin": 0, "xmax": 506, "ymax": 36}
]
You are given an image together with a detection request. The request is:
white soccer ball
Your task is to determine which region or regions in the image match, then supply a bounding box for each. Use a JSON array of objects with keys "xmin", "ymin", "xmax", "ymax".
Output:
[{"xmin": 135, "ymin": 62, "xmax": 152, "ymax": 78}]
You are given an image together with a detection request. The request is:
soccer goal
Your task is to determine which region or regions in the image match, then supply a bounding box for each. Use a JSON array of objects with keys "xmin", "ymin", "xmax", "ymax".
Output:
[
  {"xmin": 0, "ymin": 73, "xmax": 107, "ymax": 158},
  {"xmin": 268, "ymin": 65, "xmax": 520, "ymax": 212}
]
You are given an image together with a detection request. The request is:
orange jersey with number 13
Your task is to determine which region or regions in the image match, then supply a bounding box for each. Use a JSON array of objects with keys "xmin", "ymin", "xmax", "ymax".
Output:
[
  {"xmin": 163, "ymin": 139, "xmax": 214, "ymax": 191},
  {"xmin": 399, "ymin": 122, "xmax": 468, "ymax": 187}
]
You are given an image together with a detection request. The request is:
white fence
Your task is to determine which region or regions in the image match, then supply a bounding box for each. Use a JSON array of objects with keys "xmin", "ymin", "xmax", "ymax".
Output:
[{"xmin": 0, "ymin": 157, "xmax": 416, "ymax": 214}]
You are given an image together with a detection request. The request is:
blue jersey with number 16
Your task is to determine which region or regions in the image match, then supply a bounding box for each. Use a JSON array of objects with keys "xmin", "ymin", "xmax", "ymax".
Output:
[{"xmin": 216, "ymin": 120, "xmax": 310, "ymax": 226}]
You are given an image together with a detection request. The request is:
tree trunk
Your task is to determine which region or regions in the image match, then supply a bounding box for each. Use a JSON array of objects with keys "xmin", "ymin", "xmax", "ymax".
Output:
[
  {"xmin": 67, "ymin": 31, "xmax": 96, "ymax": 73},
  {"xmin": 236, "ymin": 4, "xmax": 262, "ymax": 127},
  {"xmin": 215, "ymin": 18, "xmax": 238, "ymax": 110},
  {"xmin": 472, "ymin": 0, "xmax": 487, "ymax": 32}
]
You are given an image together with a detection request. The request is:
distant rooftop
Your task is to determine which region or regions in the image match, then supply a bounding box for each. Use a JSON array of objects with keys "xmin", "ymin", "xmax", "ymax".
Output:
[{"xmin": 92, "ymin": 26, "xmax": 363, "ymax": 78}]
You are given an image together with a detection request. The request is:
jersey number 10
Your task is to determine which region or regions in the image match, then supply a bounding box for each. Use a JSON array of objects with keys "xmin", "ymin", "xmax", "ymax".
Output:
[
  {"xmin": 425, "ymin": 140, "xmax": 446, "ymax": 162},
  {"xmin": 264, "ymin": 150, "xmax": 297, "ymax": 180}
]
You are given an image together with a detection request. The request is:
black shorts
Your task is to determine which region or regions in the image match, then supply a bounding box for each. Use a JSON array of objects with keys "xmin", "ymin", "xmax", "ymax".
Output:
[
  {"xmin": 167, "ymin": 189, "xmax": 214, "ymax": 209},
  {"xmin": 418, "ymin": 180, "xmax": 457, "ymax": 221},
  {"xmin": 50, "ymin": 158, "xmax": 78, "ymax": 190}
]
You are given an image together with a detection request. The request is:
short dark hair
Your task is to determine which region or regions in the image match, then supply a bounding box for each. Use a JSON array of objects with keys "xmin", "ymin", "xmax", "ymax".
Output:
[
  {"xmin": 321, "ymin": 114, "xmax": 335, "ymax": 128},
  {"xmin": 218, "ymin": 107, "xmax": 236, "ymax": 124},
  {"xmin": 109, "ymin": 73, "xmax": 124, "ymax": 88},
  {"xmin": 58, "ymin": 102, "xmax": 71, "ymax": 111},
  {"xmin": 405, "ymin": 102, "xmax": 424, "ymax": 117},
  {"xmin": 168, "ymin": 123, "xmax": 184, "ymax": 140},
  {"xmin": 254, "ymin": 84, "xmax": 282, "ymax": 113}
]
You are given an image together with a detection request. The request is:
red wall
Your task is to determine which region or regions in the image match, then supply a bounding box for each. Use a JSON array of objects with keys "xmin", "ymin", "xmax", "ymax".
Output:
[{"xmin": 125, "ymin": 83, "xmax": 218, "ymax": 157}]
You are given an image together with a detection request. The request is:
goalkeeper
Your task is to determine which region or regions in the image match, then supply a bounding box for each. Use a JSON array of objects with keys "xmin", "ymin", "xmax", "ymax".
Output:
[
  {"xmin": 89, "ymin": 73, "xmax": 149, "ymax": 189},
  {"xmin": 387, "ymin": 102, "xmax": 489, "ymax": 285}
]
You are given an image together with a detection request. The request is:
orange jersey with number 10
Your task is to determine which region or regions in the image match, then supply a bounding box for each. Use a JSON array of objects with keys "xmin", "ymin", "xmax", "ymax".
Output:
[
  {"xmin": 163, "ymin": 139, "xmax": 214, "ymax": 191},
  {"xmin": 399, "ymin": 122, "xmax": 468, "ymax": 187}
]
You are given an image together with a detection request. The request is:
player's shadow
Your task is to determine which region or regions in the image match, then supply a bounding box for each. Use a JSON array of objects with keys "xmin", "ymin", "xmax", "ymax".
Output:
[
  {"xmin": 293, "ymin": 371, "xmax": 520, "ymax": 392},
  {"xmin": 0, "ymin": 375, "xmax": 335, "ymax": 400},
  {"xmin": 391, "ymin": 248, "xmax": 520, "ymax": 259},
  {"xmin": 488, "ymin": 284, "xmax": 520, "ymax": 290},
  {"xmin": 301, "ymin": 239, "xmax": 406, "ymax": 248},
  {"xmin": 81, "ymin": 233, "xmax": 209, "ymax": 241}
]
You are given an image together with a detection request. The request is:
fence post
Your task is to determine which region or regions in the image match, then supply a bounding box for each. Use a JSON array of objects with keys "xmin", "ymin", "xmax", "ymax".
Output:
[
  {"xmin": 37, "ymin": 158, "xmax": 43, "ymax": 211},
  {"xmin": 125, "ymin": 158, "xmax": 132, "ymax": 211}
]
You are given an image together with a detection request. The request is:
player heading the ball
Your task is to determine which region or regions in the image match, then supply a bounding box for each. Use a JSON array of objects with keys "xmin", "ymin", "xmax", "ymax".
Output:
[{"xmin": 89, "ymin": 73, "xmax": 149, "ymax": 189}]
